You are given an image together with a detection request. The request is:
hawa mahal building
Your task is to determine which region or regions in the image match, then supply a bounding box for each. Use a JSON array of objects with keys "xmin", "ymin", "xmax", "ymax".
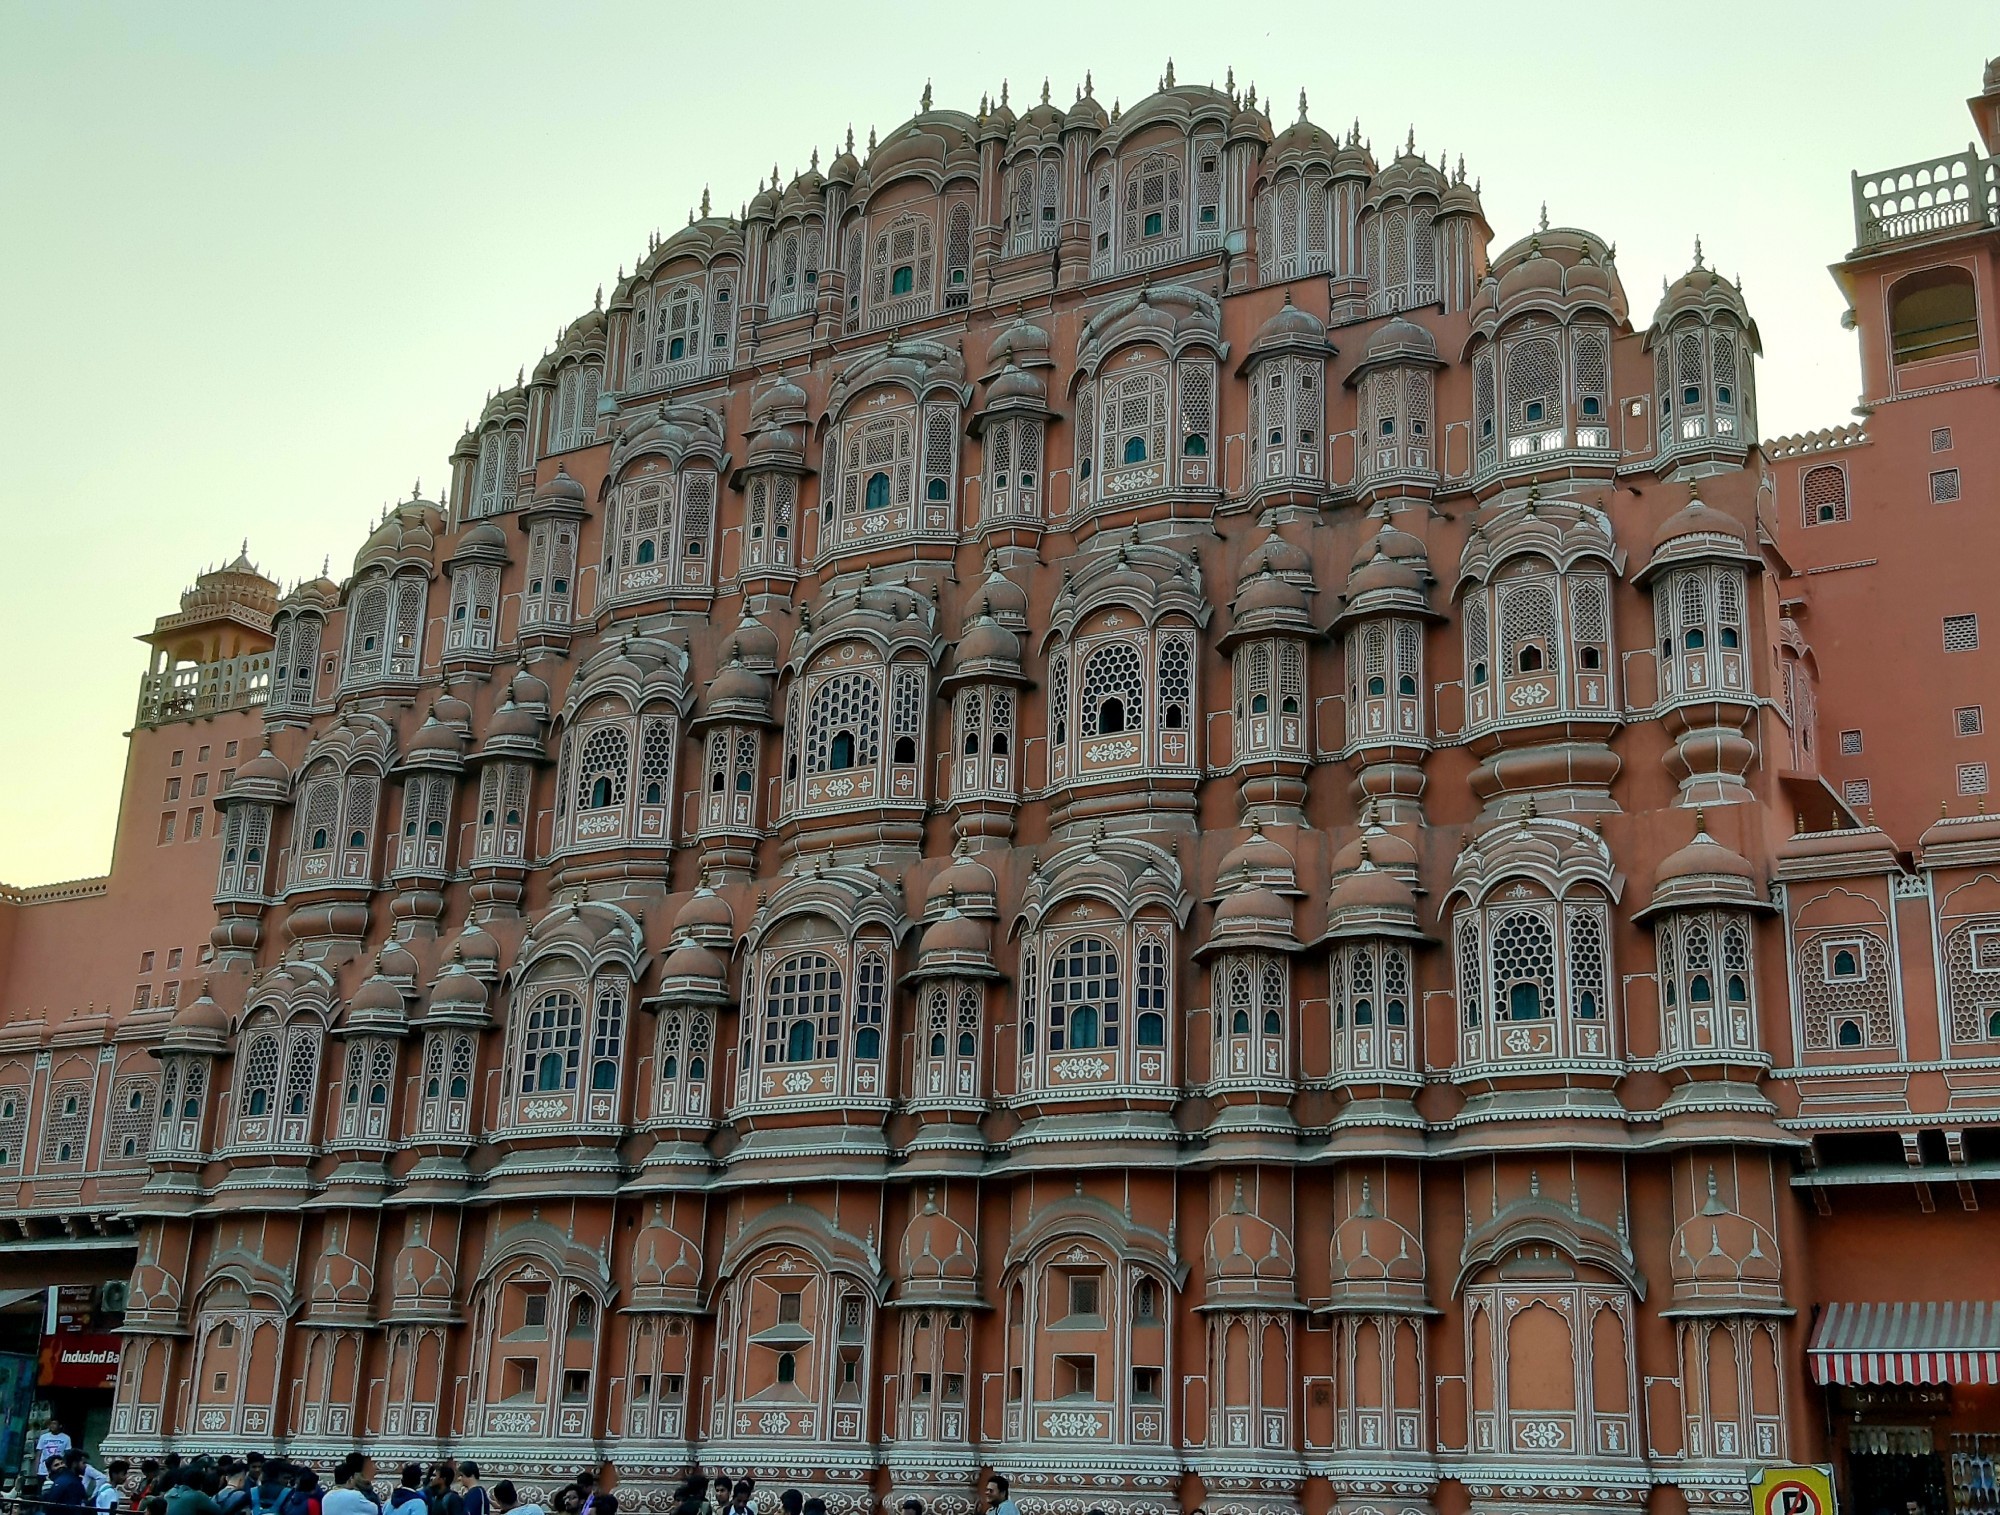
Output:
[{"xmin": 5, "ymin": 54, "xmax": 2000, "ymax": 1515}]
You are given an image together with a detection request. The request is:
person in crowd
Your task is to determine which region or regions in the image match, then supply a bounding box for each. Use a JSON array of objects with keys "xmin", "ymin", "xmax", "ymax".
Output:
[
  {"xmin": 320, "ymin": 1455, "xmax": 382, "ymax": 1515},
  {"xmin": 776, "ymin": 1492, "xmax": 801, "ymax": 1515},
  {"xmin": 35, "ymin": 1419, "xmax": 73, "ymax": 1480},
  {"xmin": 799, "ymin": 1498, "xmax": 825, "ymax": 1515},
  {"xmin": 490, "ymin": 1482, "xmax": 541, "ymax": 1515},
  {"xmin": 572, "ymin": 1472, "xmax": 599, "ymax": 1515},
  {"xmin": 724, "ymin": 1483, "xmax": 754, "ymax": 1515},
  {"xmin": 456, "ymin": 1463, "xmax": 488, "ymax": 1515},
  {"xmin": 422, "ymin": 1465, "xmax": 463, "ymax": 1515},
  {"xmin": 250, "ymin": 1466, "xmax": 290, "ymax": 1515},
  {"xmin": 983, "ymin": 1477, "xmax": 1021, "ymax": 1515},
  {"xmin": 163, "ymin": 1466, "xmax": 222, "ymax": 1515},
  {"xmin": 96, "ymin": 1461, "xmax": 133, "ymax": 1515},
  {"xmin": 900, "ymin": 1499, "xmax": 925, "ymax": 1515},
  {"xmin": 283, "ymin": 1466, "xmax": 324, "ymax": 1515},
  {"xmin": 215, "ymin": 1462, "xmax": 252, "ymax": 1515},
  {"xmin": 46, "ymin": 1452, "xmax": 90, "ymax": 1509},
  {"xmin": 388, "ymin": 1468, "xmax": 425, "ymax": 1512}
]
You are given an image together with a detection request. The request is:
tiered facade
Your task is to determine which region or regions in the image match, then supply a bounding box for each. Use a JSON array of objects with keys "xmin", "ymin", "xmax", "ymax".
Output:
[{"xmin": 6, "ymin": 57, "xmax": 2000, "ymax": 1515}]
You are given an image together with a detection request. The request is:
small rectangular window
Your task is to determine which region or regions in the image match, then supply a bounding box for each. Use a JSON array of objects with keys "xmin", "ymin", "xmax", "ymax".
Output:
[
  {"xmin": 132, "ymin": 985, "xmax": 151, "ymax": 1012},
  {"xmin": 1961, "ymin": 762, "xmax": 1990, "ymax": 796},
  {"xmin": 225, "ymin": 740, "xmax": 240, "ymax": 758},
  {"xmin": 220, "ymin": 768, "xmax": 236, "ymax": 789},
  {"xmin": 1933, "ymin": 427, "xmax": 1955, "ymax": 452},
  {"xmin": 164, "ymin": 778, "xmax": 181, "ymax": 801},
  {"xmin": 944, "ymin": 1372, "xmax": 965, "ymax": 1400},
  {"xmin": 1132, "ymin": 1366, "xmax": 1162, "ymax": 1401},
  {"xmin": 157, "ymin": 813, "xmax": 175, "ymax": 846},
  {"xmin": 1972, "ymin": 926, "xmax": 2000, "ymax": 974},
  {"xmin": 167, "ymin": 948, "xmax": 183, "ymax": 969},
  {"xmin": 197, "ymin": 745, "xmax": 211, "ymax": 762},
  {"xmin": 1945, "ymin": 614, "xmax": 1981, "ymax": 652},
  {"xmin": 561, "ymin": 1369, "xmax": 590, "ymax": 1401},
  {"xmin": 192, "ymin": 774, "xmax": 208, "ymax": 797},
  {"xmin": 914, "ymin": 1372, "xmax": 933, "ymax": 1396},
  {"xmin": 171, "ymin": 750, "xmax": 184, "ymax": 768},
  {"xmin": 522, "ymin": 1293, "xmax": 549, "ymax": 1328},
  {"xmin": 777, "ymin": 1290, "xmax": 802, "ymax": 1324},
  {"xmin": 186, "ymin": 809, "xmax": 203, "ymax": 840},
  {"xmin": 663, "ymin": 1373, "xmax": 684, "ymax": 1397},
  {"xmin": 160, "ymin": 981, "xmax": 179, "ymax": 1007},
  {"xmin": 1824, "ymin": 939, "xmax": 1868, "ymax": 981},
  {"xmin": 1958, "ymin": 706, "xmax": 1985, "ymax": 736},
  {"xmin": 1931, "ymin": 468, "xmax": 1962, "ymax": 503},
  {"xmin": 1055, "ymin": 1354, "xmax": 1096, "ymax": 1399},
  {"xmin": 1839, "ymin": 729, "xmax": 1863, "ymax": 755},
  {"xmin": 140, "ymin": 951, "xmax": 156, "ymax": 973},
  {"xmin": 1843, "ymin": 777, "xmax": 1872, "ymax": 808},
  {"xmin": 1066, "ymin": 1274, "xmax": 1101, "ymax": 1319}
]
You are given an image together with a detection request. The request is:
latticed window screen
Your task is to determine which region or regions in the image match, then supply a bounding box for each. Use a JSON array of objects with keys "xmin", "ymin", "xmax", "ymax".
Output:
[
  {"xmin": 1931, "ymin": 468, "xmax": 1962, "ymax": 503},
  {"xmin": 519, "ymin": 988, "xmax": 585, "ymax": 1092},
  {"xmin": 1498, "ymin": 579, "xmax": 1560, "ymax": 676},
  {"xmin": 1945, "ymin": 614, "xmax": 1981, "ymax": 652},
  {"xmin": 638, "ymin": 719, "xmax": 675, "ymax": 805},
  {"xmin": 1079, "ymin": 643, "xmax": 1144, "ymax": 737},
  {"xmin": 1474, "ymin": 351, "xmax": 1497, "ymax": 460},
  {"xmin": 1800, "ymin": 931, "xmax": 1895, "ymax": 1050},
  {"xmin": 1158, "ymin": 633, "xmax": 1194, "ymax": 724},
  {"xmin": 1844, "ymin": 778, "xmax": 1872, "ymax": 807},
  {"xmin": 1934, "ymin": 427, "xmax": 1955, "ymax": 452},
  {"xmin": 0, "ymin": 1089, "xmax": 26, "ymax": 1169},
  {"xmin": 39, "ymin": 1083, "xmax": 91, "ymax": 1165},
  {"xmin": 1504, "ymin": 336, "xmax": 1562, "ymax": 434},
  {"xmin": 1102, "ymin": 369, "xmax": 1168, "ymax": 475},
  {"xmin": 1047, "ymin": 935, "xmax": 1121, "ymax": 1052},
  {"xmin": 1943, "ymin": 922, "xmax": 2000, "ymax": 1041},
  {"xmin": 1961, "ymin": 762, "xmax": 1990, "ymax": 796},
  {"xmin": 1488, "ymin": 908, "xmax": 1558, "ymax": 1021},
  {"xmin": 807, "ymin": 670, "xmax": 883, "ymax": 772},
  {"xmin": 764, "ymin": 952, "xmax": 843, "ymax": 1063},
  {"xmin": 1958, "ymin": 706, "xmax": 1985, "ymax": 737},
  {"xmin": 1839, "ymin": 730, "xmax": 1864, "ymax": 755},
  {"xmin": 1802, "ymin": 464, "xmax": 1848, "ymax": 524},
  {"xmin": 103, "ymin": 1076, "xmax": 155, "ymax": 1162},
  {"xmin": 1177, "ymin": 361, "xmax": 1214, "ymax": 457},
  {"xmin": 576, "ymin": 724, "xmax": 631, "ymax": 810}
]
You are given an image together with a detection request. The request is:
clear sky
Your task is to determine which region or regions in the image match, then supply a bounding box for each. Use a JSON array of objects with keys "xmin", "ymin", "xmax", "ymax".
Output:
[{"xmin": 0, "ymin": 0, "xmax": 1984, "ymax": 884}]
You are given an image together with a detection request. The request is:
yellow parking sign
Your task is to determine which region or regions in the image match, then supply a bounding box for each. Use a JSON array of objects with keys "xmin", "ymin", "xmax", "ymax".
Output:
[{"xmin": 1752, "ymin": 1466, "xmax": 1838, "ymax": 1515}]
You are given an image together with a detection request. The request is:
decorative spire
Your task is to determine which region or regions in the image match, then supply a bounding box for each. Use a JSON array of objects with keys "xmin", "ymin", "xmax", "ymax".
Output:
[
  {"xmin": 1298, "ymin": 87, "xmax": 1308, "ymax": 122},
  {"xmin": 1692, "ymin": 234, "xmax": 1705, "ymax": 269},
  {"xmin": 1538, "ymin": 201, "xmax": 1550, "ymax": 232},
  {"xmin": 1083, "ymin": 70, "xmax": 1094, "ymax": 98},
  {"xmin": 1163, "ymin": 57, "xmax": 1176, "ymax": 88},
  {"xmin": 809, "ymin": 147, "xmax": 818, "ymax": 171},
  {"xmin": 867, "ymin": 124, "xmax": 877, "ymax": 150},
  {"xmin": 1404, "ymin": 123, "xmax": 1416, "ymax": 154},
  {"xmin": 1040, "ymin": 77, "xmax": 1049, "ymax": 106},
  {"xmin": 594, "ymin": 283, "xmax": 602, "ymax": 309},
  {"xmin": 700, "ymin": 185, "xmax": 711, "ymax": 217},
  {"xmin": 1225, "ymin": 65, "xmax": 1235, "ymax": 95},
  {"xmin": 921, "ymin": 79, "xmax": 933, "ymax": 111},
  {"xmin": 844, "ymin": 123, "xmax": 854, "ymax": 153},
  {"xmin": 999, "ymin": 78, "xmax": 1009, "ymax": 108}
]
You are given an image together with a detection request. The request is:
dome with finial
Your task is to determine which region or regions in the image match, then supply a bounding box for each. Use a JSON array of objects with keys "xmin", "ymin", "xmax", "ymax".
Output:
[
  {"xmin": 641, "ymin": 200, "xmax": 744, "ymax": 272},
  {"xmin": 699, "ymin": 653, "xmax": 776, "ymax": 726},
  {"xmin": 1196, "ymin": 883, "xmax": 1302, "ymax": 957},
  {"xmin": 400, "ymin": 709, "xmax": 468, "ymax": 772},
  {"xmin": 1330, "ymin": 118, "xmax": 1376, "ymax": 178},
  {"xmin": 1328, "ymin": 1181, "xmax": 1427, "ymax": 1305},
  {"xmin": 1265, "ymin": 89, "xmax": 1337, "ymax": 171},
  {"xmin": 672, "ymin": 884, "xmax": 735, "ymax": 946},
  {"xmin": 1649, "ymin": 239, "xmax": 1758, "ymax": 341},
  {"xmin": 658, "ymin": 935, "xmax": 731, "ymax": 1001},
  {"xmin": 1357, "ymin": 313, "xmax": 1441, "ymax": 369},
  {"xmin": 342, "ymin": 963, "xmax": 409, "ymax": 1034},
  {"xmin": 1471, "ymin": 223, "xmax": 1627, "ymax": 332},
  {"xmin": 1007, "ymin": 78, "xmax": 1063, "ymax": 148},
  {"xmin": 926, "ymin": 848, "xmax": 999, "ymax": 918},
  {"xmin": 446, "ymin": 913, "xmax": 500, "ymax": 974},
  {"xmin": 1204, "ymin": 1179, "xmax": 1298, "ymax": 1302},
  {"xmin": 161, "ymin": 982, "xmax": 230, "ymax": 1053},
  {"xmin": 1213, "ymin": 823, "xmax": 1302, "ymax": 897},
  {"xmin": 1439, "ymin": 154, "xmax": 1485, "ymax": 219},
  {"xmin": 970, "ymin": 565, "xmax": 1029, "ymax": 629},
  {"xmin": 222, "ymin": 738, "xmax": 292, "ymax": 804},
  {"xmin": 1636, "ymin": 816, "xmax": 1764, "ymax": 919},
  {"xmin": 352, "ymin": 493, "xmax": 443, "ymax": 576},
  {"xmin": 1330, "ymin": 810, "xmax": 1421, "ymax": 881},
  {"xmin": 1243, "ymin": 292, "xmax": 1331, "ymax": 364},
  {"xmin": 912, "ymin": 902, "xmax": 996, "ymax": 975},
  {"xmin": 178, "ymin": 545, "xmax": 280, "ymax": 623},
  {"xmin": 1219, "ymin": 567, "xmax": 1312, "ymax": 650},
  {"xmin": 1242, "ymin": 530, "xmax": 1314, "ymax": 586},
  {"xmin": 899, "ymin": 1188, "xmax": 980, "ymax": 1301},
  {"xmin": 390, "ymin": 1218, "xmax": 457, "ymax": 1314},
  {"xmin": 1637, "ymin": 487, "xmax": 1755, "ymax": 583},
  {"xmin": 1365, "ymin": 130, "xmax": 1449, "ymax": 205},
  {"xmin": 424, "ymin": 951, "xmax": 491, "ymax": 1023},
  {"xmin": 826, "ymin": 125, "xmax": 861, "ymax": 184},
  {"xmin": 725, "ymin": 609, "xmax": 779, "ymax": 670},
  {"xmin": 527, "ymin": 464, "xmax": 587, "ymax": 510},
  {"xmin": 1321, "ymin": 852, "xmax": 1426, "ymax": 942},
  {"xmin": 1669, "ymin": 1168, "xmax": 1782, "ymax": 1306},
  {"xmin": 944, "ymin": 605, "xmax": 1027, "ymax": 688},
  {"xmin": 775, "ymin": 159, "xmax": 826, "ymax": 220},
  {"xmin": 1063, "ymin": 73, "xmax": 1108, "ymax": 132},
  {"xmin": 630, "ymin": 1203, "xmax": 704, "ymax": 1308},
  {"xmin": 474, "ymin": 696, "xmax": 544, "ymax": 762},
  {"xmin": 1334, "ymin": 545, "xmax": 1436, "ymax": 628}
]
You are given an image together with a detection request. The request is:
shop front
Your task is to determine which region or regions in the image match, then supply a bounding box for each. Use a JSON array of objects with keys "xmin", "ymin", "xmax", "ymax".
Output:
[{"xmin": 1810, "ymin": 1302, "xmax": 2000, "ymax": 1515}]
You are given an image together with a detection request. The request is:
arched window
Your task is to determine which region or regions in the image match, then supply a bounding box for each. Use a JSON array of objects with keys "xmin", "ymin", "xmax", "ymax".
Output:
[
  {"xmin": 519, "ymin": 988, "xmax": 585, "ymax": 1094},
  {"xmin": 1079, "ymin": 643, "xmax": 1144, "ymax": 739},
  {"xmin": 764, "ymin": 952, "xmax": 842, "ymax": 1065},
  {"xmin": 1048, "ymin": 936, "xmax": 1120, "ymax": 1052},
  {"xmin": 1123, "ymin": 435, "xmax": 1147, "ymax": 464},
  {"xmin": 865, "ymin": 472, "xmax": 890, "ymax": 510},
  {"xmin": 1890, "ymin": 266, "xmax": 1978, "ymax": 365}
]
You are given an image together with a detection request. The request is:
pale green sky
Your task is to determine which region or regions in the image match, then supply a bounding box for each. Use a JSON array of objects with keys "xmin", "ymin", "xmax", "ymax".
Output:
[{"xmin": 0, "ymin": 1, "xmax": 1981, "ymax": 883}]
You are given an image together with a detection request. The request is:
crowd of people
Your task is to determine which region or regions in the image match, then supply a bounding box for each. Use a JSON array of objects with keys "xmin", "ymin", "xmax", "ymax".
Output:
[{"xmin": 14, "ymin": 1427, "xmax": 1044, "ymax": 1515}]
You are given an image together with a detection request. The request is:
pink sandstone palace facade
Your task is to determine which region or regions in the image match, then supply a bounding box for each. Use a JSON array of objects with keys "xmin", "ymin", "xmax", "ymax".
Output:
[{"xmin": 6, "ymin": 54, "xmax": 2000, "ymax": 1515}]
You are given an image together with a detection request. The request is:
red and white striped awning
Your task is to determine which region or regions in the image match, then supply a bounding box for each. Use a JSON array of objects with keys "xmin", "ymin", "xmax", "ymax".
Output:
[{"xmin": 1810, "ymin": 1302, "xmax": 2000, "ymax": 1385}]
